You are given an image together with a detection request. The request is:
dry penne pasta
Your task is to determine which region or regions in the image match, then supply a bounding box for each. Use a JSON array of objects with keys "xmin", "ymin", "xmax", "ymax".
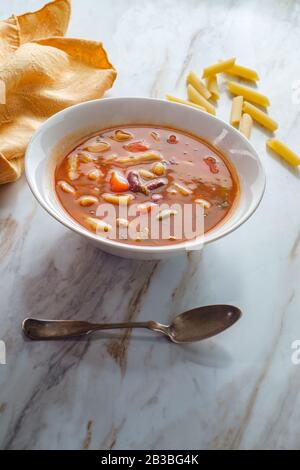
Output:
[
  {"xmin": 102, "ymin": 193, "xmax": 134, "ymax": 205},
  {"xmin": 239, "ymin": 113, "xmax": 253, "ymax": 139},
  {"xmin": 78, "ymin": 195, "xmax": 98, "ymax": 207},
  {"xmin": 266, "ymin": 139, "xmax": 300, "ymax": 166},
  {"xmin": 67, "ymin": 154, "xmax": 79, "ymax": 180},
  {"xmin": 227, "ymin": 81, "xmax": 270, "ymax": 107},
  {"xmin": 173, "ymin": 182, "xmax": 192, "ymax": 196},
  {"xmin": 187, "ymin": 85, "xmax": 216, "ymax": 115},
  {"xmin": 157, "ymin": 209, "xmax": 178, "ymax": 221},
  {"xmin": 87, "ymin": 217, "xmax": 112, "ymax": 233},
  {"xmin": 202, "ymin": 57, "xmax": 236, "ymax": 78},
  {"xmin": 195, "ymin": 198, "xmax": 211, "ymax": 209},
  {"xmin": 242, "ymin": 101, "xmax": 278, "ymax": 132},
  {"xmin": 86, "ymin": 141, "xmax": 111, "ymax": 153},
  {"xmin": 225, "ymin": 64, "xmax": 259, "ymax": 82},
  {"xmin": 166, "ymin": 94, "xmax": 206, "ymax": 112},
  {"xmin": 0, "ymin": 80, "xmax": 5, "ymax": 104},
  {"xmin": 187, "ymin": 71, "xmax": 211, "ymax": 100},
  {"xmin": 58, "ymin": 180, "xmax": 76, "ymax": 194},
  {"xmin": 230, "ymin": 96, "xmax": 243, "ymax": 126},
  {"xmin": 206, "ymin": 75, "xmax": 220, "ymax": 100},
  {"xmin": 114, "ymin": 151, "xmax": 163, "ymax": 165}
]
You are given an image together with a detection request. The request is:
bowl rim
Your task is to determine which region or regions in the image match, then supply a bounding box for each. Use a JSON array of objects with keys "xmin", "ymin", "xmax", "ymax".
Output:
[{"xmin": 25, "ymin": 96, "xmax": 266, "ymax": 254}]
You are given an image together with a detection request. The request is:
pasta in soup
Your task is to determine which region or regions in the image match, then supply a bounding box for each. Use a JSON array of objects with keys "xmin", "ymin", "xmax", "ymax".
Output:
[{"xmin": 55, "ymin": 126, "xmax": 239, "ymax": 246}]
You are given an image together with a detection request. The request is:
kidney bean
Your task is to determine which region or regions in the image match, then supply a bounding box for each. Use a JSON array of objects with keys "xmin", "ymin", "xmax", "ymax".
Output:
[
  {"xmin": 146, "ymin": 179, "xmax": 167, "ymax": 191},
  {"xmin": 127, "ymin": 171, "xmax": 150, "ymax": 195}
]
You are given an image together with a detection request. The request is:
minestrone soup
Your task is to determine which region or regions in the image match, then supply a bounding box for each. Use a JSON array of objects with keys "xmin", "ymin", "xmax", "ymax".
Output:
[{"xmin": 55, "ymin": 126, "xmax": 239, "ymax": 245}]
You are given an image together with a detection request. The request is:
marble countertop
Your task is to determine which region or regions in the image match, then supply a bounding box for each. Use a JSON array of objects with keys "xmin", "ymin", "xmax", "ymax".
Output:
[{"xmin": 1, "ymin": 0, "xmax": 300, "ymax": 450}]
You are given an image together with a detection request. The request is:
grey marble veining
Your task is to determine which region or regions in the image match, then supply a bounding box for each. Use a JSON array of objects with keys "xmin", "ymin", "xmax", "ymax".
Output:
[{"xmin": 1, "ymin": 0, "xmax": 300, "ymax": 450}]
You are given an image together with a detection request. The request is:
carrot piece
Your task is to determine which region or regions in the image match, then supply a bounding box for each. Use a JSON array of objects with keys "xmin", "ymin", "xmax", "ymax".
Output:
[{"xmin": 110, "ymin": 171, "xmax": 129, "ymax": 192}]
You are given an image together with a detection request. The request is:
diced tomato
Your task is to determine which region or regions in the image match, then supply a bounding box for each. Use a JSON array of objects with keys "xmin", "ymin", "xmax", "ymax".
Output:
[
  {"xmin": 204, "ymin": 156, "xmax": 219, "ymax": 174},
  {"xmin": 123, "ymin": 141, "xmax": 150, "ymax": 152},
  {"xmin": 110, "ymin": 171, "xmax": 129, "ymax": 192}
]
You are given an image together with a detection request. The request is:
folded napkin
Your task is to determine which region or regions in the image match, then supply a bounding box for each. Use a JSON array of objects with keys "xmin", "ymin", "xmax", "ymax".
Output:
[{"xmin": 0, "ymin": 0, "xmax": 116, "ymax": 184}]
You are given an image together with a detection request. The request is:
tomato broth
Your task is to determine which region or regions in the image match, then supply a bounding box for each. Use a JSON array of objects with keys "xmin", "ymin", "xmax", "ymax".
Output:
[{"xmin": 55, "ymin": 126, "xmax": 239, "ymax": 245}]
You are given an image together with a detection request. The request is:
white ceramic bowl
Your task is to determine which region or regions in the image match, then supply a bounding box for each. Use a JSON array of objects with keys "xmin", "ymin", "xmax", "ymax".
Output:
[{"xmin": 25, "ymin": 97, "xmax": 265, "ymax": 259}]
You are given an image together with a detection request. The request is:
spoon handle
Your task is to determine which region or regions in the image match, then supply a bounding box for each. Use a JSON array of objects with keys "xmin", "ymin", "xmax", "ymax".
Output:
[{"xmin": 22, "ymin": 318, "xmax": 164, "ymax": 340}]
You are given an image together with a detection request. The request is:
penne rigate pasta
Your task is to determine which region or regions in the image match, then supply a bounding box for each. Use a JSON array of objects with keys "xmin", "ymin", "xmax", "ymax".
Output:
[
  {"xmin": 266, "ymin": 139, "xmax": 300, "ymax": 166},
  {"xmin": 242, "ymin": 101, "xmax": 278, "ymax": 132},
  {"xmin": 67, "ymin": 154, "xmax": 79, "ymax": 180},
  {"xmin": 130, "ymin": 227, "xmax": 150, "ymax": 241},
  {"xmin": 166, "ymin": 94, "xmax": 206, "ymax": 111},
  {"xmin": 157, "ymin": 209, "xmax": 178, "ymax": 221},
  {"xmin": 87, "ymin": 217, "xmax": 112, "ymax": 233},
  {"xmin": 227, "ymin": 81, "xmax": 270, "ymax": 107},
  {"xmin": 194, "ymin": 198, "xmax": 211, "ymax": 209},
  {"xmin": 239, "ymin": 113, "xmax": 253, "ymax": 139},
  {"xmin": 137, "ymin": 202, "xmax": 157, "ymax": 213},
  {"xmin": 225, "ymin": 63, "xmax": 259, "ymax": 82},
  {"xmin": 173, "ymin": 182, "xmax": 192, "ymax": 196},
  {"xmin": 187, "ymin": 84, "xmax": 216, "ymax": 115},
  {"xmin": 114, "ymin": 151, "xmax": 163, "ymax": 165},
  {"xmin": 202, "ymin": 57, "xmax": 236, "ymax": 78},
  {"xmin": 116, "ymin": 217, "xmax": 129, "ymax": 228},
  {"xmin": 230, "ymin": 96, "xmax": 243, "ymax": 126},
  {"xmin": 206, "ymin": 75, "xmax": 220, "ymax": 100},
  {"xmin": 187, "ymin": 71, "xmax": 211, "ymax": 100},
  {"xmin": 102, "ymin": 193, "xmax": 134, "ymax": 205}
]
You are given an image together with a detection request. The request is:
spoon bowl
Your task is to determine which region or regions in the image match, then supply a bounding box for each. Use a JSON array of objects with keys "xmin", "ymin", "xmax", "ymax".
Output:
[{"xmin": 168, "ymin": 305, "xmax": 241, "ymax": 343}]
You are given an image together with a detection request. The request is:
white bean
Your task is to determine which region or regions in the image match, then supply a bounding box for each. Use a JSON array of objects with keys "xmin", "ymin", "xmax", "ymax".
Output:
[
  {"xmin": 111, "ymin": 130, "xmax": 133, "ymax": 141},
  {"xmin": 139, "ymin": 168, "xmax": 156, "ymax": 180},
  {"xmin": 86, "ymin": 141, "xmax": 111, "ymax": 153},
  {"xmin": 78, "ymin": 195, "xmax": 98, "ymax": 207},
  {"xmin": 88, "ymin": 169, "xmax": 103, "ymax": 181},
  {"xmin": 58, "ymin": 181, "xmax": 76, "ymax": 194}
]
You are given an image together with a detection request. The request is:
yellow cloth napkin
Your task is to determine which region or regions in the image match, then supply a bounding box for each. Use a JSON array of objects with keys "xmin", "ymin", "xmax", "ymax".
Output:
[{"xmin": 0, "ymin": 0, "xmax": 116, "ymax": 184}]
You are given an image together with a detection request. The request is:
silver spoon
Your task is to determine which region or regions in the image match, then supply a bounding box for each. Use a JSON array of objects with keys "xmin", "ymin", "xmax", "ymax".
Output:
[{"xmin": 22, "ymin": 305, "xmax": 241, "ymax": 343}]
